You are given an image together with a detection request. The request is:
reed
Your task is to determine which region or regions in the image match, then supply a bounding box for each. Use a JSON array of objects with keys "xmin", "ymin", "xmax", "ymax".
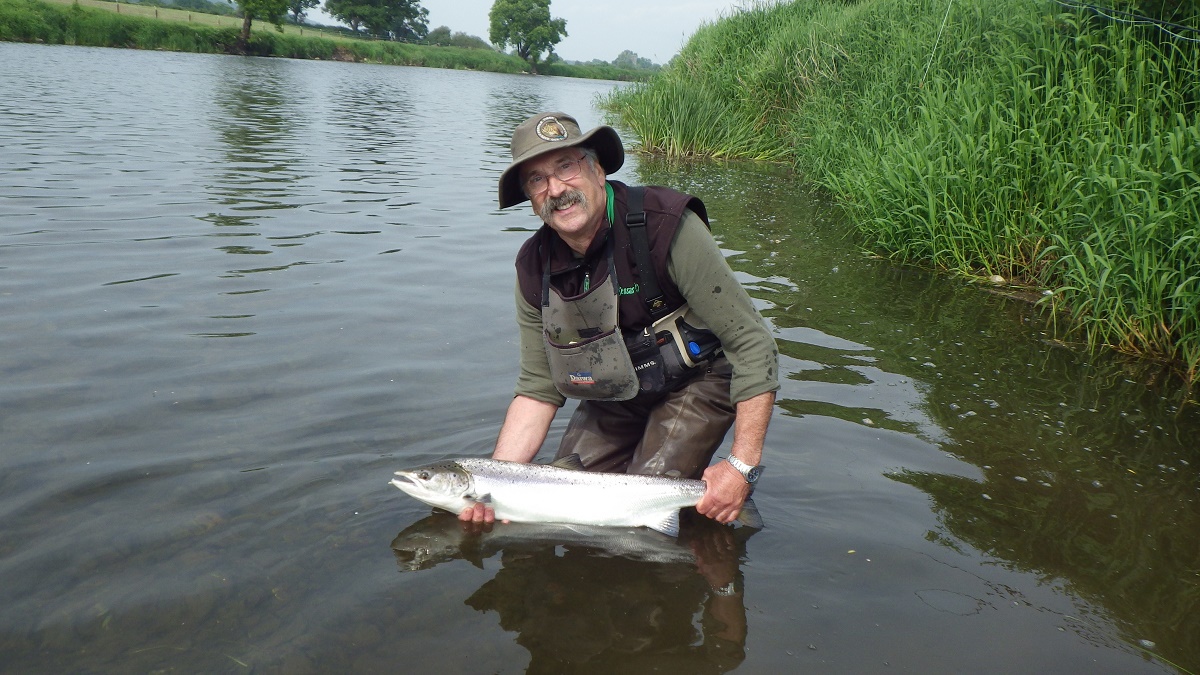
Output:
[{"xmin": 604, "ymin": 0, "xmax": 1200, "ymax": 382}]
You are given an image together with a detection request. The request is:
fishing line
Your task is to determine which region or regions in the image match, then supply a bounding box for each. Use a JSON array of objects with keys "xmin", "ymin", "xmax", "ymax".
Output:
[
  {"xmin": 1053, "ymin": 0, "xmax": 1200, "ymax": 43},
  {"xmin": 921, "ymin": 0, "xmax": 955, "ymax": 87}
]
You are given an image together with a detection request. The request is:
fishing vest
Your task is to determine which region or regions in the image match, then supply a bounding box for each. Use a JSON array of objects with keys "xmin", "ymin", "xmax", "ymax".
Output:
[{"xmin": 514, "ymin": 182, "xmax": 718, "ymax": 401}]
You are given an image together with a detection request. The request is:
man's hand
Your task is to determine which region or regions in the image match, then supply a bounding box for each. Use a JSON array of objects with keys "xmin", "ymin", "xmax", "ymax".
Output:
[
  {"xmin": 458, "ymin": 501, "xmax": 496, "ymax": 525},
  {"xmin": 459, "ymin": 394, "xmax": 558, "ymax": 526},
  {"xmin": 695, "ymin": 460, "xmax": 751, "ymax": 524},
  {"xmin": 696, "ymin": 391, "xmax": 773, "ymax": 524}
]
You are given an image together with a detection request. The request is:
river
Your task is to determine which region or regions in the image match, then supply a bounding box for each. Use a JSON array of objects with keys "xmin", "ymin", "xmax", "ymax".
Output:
[{"xmin": 1, "ymin": 42, "xmax": 1197, "ymax": 674}]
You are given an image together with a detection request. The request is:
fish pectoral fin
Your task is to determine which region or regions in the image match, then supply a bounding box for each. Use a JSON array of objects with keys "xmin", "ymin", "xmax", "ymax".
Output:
[
  {"xmin": 646, "ymin": 510, "xmax": 681, "ymax": 538},
  {"xmin": 468, "ymin": 493, "xmax": 492, "ymax": 505},
  {"xmin": 548, "ymin": 453, "xmax": 587, "ymax": 471},
  {"xmin": 736, "ymin": 497, "xmax": 765, "ymax": 530}
]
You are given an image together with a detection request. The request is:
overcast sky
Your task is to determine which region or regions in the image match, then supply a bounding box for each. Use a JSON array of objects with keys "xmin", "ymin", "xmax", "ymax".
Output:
[{"xmin": 313, "ymin": 0, "xmax": 744, "ymax": 65}]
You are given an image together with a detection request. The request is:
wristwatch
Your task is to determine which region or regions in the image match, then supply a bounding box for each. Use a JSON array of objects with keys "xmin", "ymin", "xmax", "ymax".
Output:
[
  {"xmin": 724, "ymin": 454, "xmax": 764, "ymax": 484},
  {"xmin": 712, "ymin": 581, "xmax": 740, "ymax": 597}
]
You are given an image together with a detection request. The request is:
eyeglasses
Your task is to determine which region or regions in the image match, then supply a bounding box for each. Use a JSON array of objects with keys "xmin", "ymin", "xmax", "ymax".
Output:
[{"xmin": 522, "ymin": 154, "xmax": 588, "ymax": 196}]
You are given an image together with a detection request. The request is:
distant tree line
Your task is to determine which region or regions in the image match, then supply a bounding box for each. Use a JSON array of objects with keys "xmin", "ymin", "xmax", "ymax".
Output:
[
  {"xmin": 583, "ymin": 49, "xmax": 658, "ymax": 70},
  {"xmin": 115, "ymin": 0, "xmax": 660, "ymax": 70},
  {"xmin": 425, "ymin": 25, "xmax": 491, "ymax": 50}
]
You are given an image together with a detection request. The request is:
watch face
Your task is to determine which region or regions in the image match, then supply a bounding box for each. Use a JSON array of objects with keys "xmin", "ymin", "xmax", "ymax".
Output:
[{"xmin": 746, "ymin": 466, "xmax": 763, "ymax": 483}]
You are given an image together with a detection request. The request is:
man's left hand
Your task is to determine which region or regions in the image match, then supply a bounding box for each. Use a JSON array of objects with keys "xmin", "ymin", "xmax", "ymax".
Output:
[{"xmin": 696, "ymin": 459, "xmax": 751, "ymax": 524}]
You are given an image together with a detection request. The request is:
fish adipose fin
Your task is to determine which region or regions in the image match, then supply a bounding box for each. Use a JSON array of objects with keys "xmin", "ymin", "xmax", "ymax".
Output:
[
  {"xmin": 549, "ymin": 454, "xmax": 587, "ymax": 471},
  {"xmin": 736, "ymin": 497, "xmax": 765, "ymax": 530},
  {"xmin": 647, "ymin": 510, "xmax": 681, "ymax": 538}
]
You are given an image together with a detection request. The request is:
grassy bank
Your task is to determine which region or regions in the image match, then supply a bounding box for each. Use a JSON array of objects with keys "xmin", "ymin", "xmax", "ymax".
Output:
[
  {"xmin": 0, "ymin": 0, "xmax": 650, "ymax": 79},
  {"xmin": 604, "ymin": 0, "xmax": 1200, "ymax": 384}
]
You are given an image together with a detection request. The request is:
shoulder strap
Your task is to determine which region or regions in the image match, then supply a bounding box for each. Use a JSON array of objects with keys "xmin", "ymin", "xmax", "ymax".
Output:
[{"xmin": 624, "ymin": 186, "xmax": 670, "ymax": 320}]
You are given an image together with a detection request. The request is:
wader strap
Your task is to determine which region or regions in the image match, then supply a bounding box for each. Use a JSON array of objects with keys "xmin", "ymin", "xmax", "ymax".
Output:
[
  {"xmin": 541, "ymin": 244, "xmax": 551, "ymax": 308},
  {"xmin": 625, "ymin": 187, "xmax": 669, "ymax": 320}
]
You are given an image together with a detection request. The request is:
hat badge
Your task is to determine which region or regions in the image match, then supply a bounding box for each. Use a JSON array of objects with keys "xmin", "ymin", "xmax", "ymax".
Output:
[{"xmin": 534, "ymin": 116, "xmax": 569, "ymax": 142}]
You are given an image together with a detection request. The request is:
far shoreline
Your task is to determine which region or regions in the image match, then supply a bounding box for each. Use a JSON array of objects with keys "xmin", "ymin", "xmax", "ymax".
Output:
[{"xmin": 0, "ymin": 0, "xmax": 655, "ymax": 81}]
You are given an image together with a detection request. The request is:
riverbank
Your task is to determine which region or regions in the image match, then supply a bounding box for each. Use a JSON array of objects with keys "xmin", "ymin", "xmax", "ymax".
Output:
[
  {"xmin": 0, "ymin": 0, "xmax": 651, "ymax": 80},
  {"xmin": 604, "ymin": 0, "xmax": 1200, "ymax": 386}
]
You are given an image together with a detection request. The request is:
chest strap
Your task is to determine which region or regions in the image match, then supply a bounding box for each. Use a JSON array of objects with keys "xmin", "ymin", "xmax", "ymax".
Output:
[{"xmin": 624, "ymin": 186, "xmax": 670, "ymax": 321}]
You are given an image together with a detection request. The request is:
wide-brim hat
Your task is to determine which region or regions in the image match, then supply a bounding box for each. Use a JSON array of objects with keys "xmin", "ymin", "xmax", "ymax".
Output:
[{"xmin": 498, "ymin": 112, "xmax": 624, "ymax": 209}]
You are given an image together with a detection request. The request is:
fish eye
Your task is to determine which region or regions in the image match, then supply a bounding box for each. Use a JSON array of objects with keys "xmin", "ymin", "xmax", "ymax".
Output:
[{"xmin": 418, "ymin": 471, "xmax": 430, "ymax": 480}]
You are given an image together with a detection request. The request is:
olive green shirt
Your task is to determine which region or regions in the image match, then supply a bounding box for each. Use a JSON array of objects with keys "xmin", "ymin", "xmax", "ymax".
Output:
[{"xmin": 514, "ymin": 210, "xmax": 779, "ymax": 407}]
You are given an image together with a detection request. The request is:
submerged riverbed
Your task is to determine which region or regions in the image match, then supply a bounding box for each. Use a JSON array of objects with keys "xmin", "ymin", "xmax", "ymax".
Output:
[{"xmin": 1, "ymin": 42, "xmax": 1197, "ymax": 673}]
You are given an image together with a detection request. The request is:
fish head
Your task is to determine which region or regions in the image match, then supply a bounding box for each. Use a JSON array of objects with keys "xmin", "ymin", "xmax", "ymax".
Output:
[
  {"xmin": 390, "ymin": 460, "xmax": 476, "ymax": 514},
  {"xmin": 390, "ymin": 514, "xmax": 467, "ymax": 571}
]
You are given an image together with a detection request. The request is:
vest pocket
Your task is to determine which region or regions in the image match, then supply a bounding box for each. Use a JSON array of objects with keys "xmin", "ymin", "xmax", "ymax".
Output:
[{"xmin": 545, "ymin": 327, "xmax": 640, "ymax": 401}]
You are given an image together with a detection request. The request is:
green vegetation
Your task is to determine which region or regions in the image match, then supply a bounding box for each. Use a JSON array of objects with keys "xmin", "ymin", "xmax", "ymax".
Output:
[
  {"xmin": 604, "ymin": 0, "xmax": 1200, "ymax": 383},
  {"xmin": 0, "ymin": 0, "xmax": 509, "ymax": 63},
  {"xmin": 324, "ymin": 0, "xmax": 428, "ymax": 41},
  {"xmin": 0, "ymin": 0, "xmax": 651, "ymax": 78},
  {"xmin": 425, "ymin": 24, "xmax": 490, "ymax": 49},
  {"xmin": 141, "ymin": 0, "xmax": 237, "ymax": 16},
  {"xmin": 232, "ymin": 0, "xmax": 288, "ymax": 49},
  {"xmin": 488, "ymin": 0, "xmax": 566, "ymax": 74}
]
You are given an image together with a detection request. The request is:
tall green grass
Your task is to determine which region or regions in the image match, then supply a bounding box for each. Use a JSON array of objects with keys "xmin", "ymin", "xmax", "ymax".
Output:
[{"xmin": 604, "ymin": 0, "xmax": 1200, "ymax": 383}]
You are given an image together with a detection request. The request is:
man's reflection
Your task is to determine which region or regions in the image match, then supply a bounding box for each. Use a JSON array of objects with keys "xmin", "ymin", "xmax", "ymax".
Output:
[{"xmin": 392, "ymin": 510, "xmax": 754, "ymax": 673}]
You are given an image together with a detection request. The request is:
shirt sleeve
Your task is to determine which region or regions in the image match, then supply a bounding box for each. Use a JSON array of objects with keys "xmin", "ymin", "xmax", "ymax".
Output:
[
  {"xmin": 513, "ymin": 279, "xmax": 568, "ymax": 407},
  {"xmin": 667, "ymin": 210, "xmax": 780, "ymax": 405}
]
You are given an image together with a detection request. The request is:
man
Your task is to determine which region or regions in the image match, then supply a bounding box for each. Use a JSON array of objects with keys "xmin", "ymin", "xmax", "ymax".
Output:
[{"xmin": 461, "ymin": 111, "xmax": 778, "ymax": 526}]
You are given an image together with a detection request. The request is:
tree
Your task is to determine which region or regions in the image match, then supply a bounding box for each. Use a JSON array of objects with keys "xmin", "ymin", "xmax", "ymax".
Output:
[
  {"xmin": 488, "ymin": 0, "xmax": 566, "ymax": 74},
  {"xmin": 425, "ymin": 26, "xmax": 492, "ymax": 49},
  {"xmin": 325, "ymin": 0, "xmax": 428, "ymax": 41},
  {"xmin": 612, "ymin": 49, "xmax": 637, "ymax": 69},
  {"xmin": 427, "ymin": 24, "xmax": 452, "ymax": 45},
  {"xmin": 287, "ymin": 0, "xmax": 319, "ymax": 23},
  {"xmin": 234, "ymin": 0, "xmax": 289, "ymax": 52},
  {"xmin": 324, "ymin": 0, "xmax": 368, "ymax": 33},
  {"xmin": 613, "ymin": 50, "xmax": 656, "ymax": 70},
  {"xmin": 381, "ymin": 0, "xmax": 428, "ymax": 42}
]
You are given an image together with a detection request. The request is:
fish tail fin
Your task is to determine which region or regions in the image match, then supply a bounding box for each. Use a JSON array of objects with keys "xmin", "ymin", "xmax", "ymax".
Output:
[
  {"xmin": 736, "ymin": 497, "xmax": 765, "ymax": 530},
  {"xmin": 647, "ymin": 510, "xmax": 681, "ymax": 538}
]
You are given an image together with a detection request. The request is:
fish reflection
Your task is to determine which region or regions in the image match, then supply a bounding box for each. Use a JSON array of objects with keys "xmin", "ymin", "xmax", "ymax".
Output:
[{"xmin": 392, "ymin": 511, "xmax": 755, "ymax": 673}]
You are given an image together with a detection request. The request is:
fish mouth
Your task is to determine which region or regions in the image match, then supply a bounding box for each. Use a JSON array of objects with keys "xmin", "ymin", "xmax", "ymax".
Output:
[{"xmin": 391, "ymin": 473, "xmax": 416, "ymax": 487}]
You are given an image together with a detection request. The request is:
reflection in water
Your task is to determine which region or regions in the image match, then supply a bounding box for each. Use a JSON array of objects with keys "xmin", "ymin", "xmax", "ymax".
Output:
[
  {"xmin": 483, "ymin": 87, "xmax": 551, "ymax": 154},
  {"xmin": 324, "ymin": 77, "xmax": 420, "ymax": 208},
  {"xmin": 211, "ymin": 62, "xmax": 308, "ymax": 205},
  {"xmin": 392, "ymin": 512, "xmax": 754, "ymax": 673},
  {"xmin": 636, "ymin": 155, "xmax": 1200, "ymax": 673},
  {"xmin": 887, "ymin": 366, "xmax": 1200, "ymax": 669}
]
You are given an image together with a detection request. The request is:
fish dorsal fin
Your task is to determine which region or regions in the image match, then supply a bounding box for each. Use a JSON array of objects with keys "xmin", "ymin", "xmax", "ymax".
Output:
[
  {"xmin": 736, "ymin": 497, "xmax": 765, "ymax": 530},
  {"xmin": 549, "ymin": 453, "xmax": 587, "ymax": 471},
  {"xmin": 461, "ymin": 537, "xmax": 486, "ymax": 569},
  {"xmin": 646, "ymin": 510, "xmax": 681, "ymax": 538}
]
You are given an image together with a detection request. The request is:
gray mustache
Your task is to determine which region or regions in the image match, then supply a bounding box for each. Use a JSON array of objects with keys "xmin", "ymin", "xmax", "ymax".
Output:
[{"xmin": 539, "ymin": 189, "xmax": 586, "ymax": 221}]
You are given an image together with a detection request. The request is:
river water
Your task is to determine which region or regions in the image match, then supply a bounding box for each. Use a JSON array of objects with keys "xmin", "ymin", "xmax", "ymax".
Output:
[{"xmin": 1, "ymin": 42, "xmax": 1197, "ymax": 674}]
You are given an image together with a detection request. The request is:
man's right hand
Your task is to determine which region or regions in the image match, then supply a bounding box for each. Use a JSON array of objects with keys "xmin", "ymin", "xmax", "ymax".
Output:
[{"xmin": 459, "ymin": 501, "xmax": 496, "ymax": 524}]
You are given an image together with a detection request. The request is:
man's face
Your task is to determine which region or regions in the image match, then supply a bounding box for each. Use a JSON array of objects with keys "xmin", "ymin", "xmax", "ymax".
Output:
[{"xmin": 520, "ymin": 147, "xmax": 607, "ymax": 249}]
